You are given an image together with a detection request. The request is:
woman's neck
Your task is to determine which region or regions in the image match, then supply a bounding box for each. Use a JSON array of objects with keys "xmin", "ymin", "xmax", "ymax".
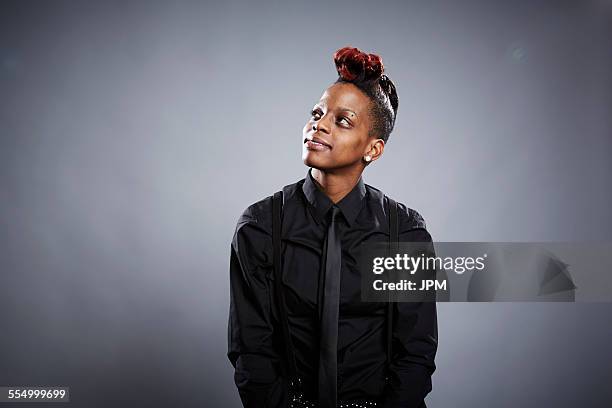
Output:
[{"xmin": 311, "ymin": 167, "xmax": 362, "ymax": 204}]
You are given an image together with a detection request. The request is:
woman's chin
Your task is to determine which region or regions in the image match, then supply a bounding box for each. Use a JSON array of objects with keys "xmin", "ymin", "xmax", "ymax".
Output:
[
  {"xmin": 303, "ymin": 155, "xmax": 327, "ymax": 168},
  {"xmin": 302, "ymin": 152, "xmax": 321, "ymax": 168}
]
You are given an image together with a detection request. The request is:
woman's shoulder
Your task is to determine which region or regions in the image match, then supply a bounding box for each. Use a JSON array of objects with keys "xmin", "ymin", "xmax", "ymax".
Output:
[
  {"xmin": 234, "ymin": 179, "xmax": 305, "ymax": 236},
  {"xmin": 365, "ymin": 183, "xmax": 428, "ymax": 232},
  {"xmin": 396, "ymin": 202, "xmax": 428, "ymax": 231}
]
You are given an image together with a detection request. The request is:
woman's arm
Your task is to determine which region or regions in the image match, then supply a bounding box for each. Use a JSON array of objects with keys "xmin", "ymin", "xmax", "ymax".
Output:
[
  {"xmin": 227, "ymin": 205, "xmax": 288, "ymax": 408},
  {"xmin": 381, "ymin": 211, "xmax": 438, "ymax": 408},
  {"xmin": 382, "ymin": 299, "xmax": 437, "ymax": 407}
]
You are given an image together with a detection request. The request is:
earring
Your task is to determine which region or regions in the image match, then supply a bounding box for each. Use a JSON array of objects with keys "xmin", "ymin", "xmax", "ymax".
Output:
[{"xmin": 364, "ymin": 155, "xmax": 372, "ymax": 162}]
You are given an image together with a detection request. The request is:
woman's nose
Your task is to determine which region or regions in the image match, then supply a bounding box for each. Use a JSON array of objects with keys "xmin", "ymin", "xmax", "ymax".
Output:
[{"xmin": 312, "ymin": 115, "xmax": 331, "ymax": 134}]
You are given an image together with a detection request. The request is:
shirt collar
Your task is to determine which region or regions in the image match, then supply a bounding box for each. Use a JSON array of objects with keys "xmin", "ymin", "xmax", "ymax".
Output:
[{"xmin": 301, "ymin": 167, "xmax": 366, "ymax": 227}]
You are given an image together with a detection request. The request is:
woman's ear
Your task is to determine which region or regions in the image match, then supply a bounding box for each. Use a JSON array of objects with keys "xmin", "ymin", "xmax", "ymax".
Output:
[{"xmin": 364, "ymin": 139, "xmax": 385, "ymax": 163}]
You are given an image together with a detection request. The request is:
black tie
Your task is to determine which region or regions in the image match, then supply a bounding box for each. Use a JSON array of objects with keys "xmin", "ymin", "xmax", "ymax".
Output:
[{"xmin": 318, "ymin": 205, "xmax": 342, "ymax": 408}]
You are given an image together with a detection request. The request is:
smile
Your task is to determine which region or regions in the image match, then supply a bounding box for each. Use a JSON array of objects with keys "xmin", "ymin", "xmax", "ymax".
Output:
[{"xmin": 304, "ymin": 140, "xmax": 331, "ymax": 151}]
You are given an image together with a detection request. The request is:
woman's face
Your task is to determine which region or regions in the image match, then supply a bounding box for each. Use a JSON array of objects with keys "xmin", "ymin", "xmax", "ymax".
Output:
[{"xmin": 302, "ymin": 82, "xmax": 379, "ymax": 171}]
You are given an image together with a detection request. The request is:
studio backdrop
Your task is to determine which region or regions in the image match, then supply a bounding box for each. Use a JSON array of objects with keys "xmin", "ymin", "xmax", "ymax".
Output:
[{"xmin": 1, "ymin": 1, "xmax": 611, "ymax": 407}]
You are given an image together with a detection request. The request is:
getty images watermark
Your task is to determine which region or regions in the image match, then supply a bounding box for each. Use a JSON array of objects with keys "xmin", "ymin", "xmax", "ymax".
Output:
[
  {"xmin": 372, "ymin": 251, "xmax": 487, "ymax": 291},
  {"xmin": 359, "ymin": 242, "xmax": 612, "ymax": 302}
]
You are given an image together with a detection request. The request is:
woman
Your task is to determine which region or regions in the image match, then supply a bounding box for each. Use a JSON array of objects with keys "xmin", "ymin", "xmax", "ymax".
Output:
[{"xmin": 228, "ymin": 46, "xmax": 438, "ymax": 408}]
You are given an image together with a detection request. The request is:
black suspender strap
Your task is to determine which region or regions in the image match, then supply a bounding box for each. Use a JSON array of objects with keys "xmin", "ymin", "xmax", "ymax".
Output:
[
  {"xmin": 272, "ymin": 191, "xmax": 300, "ymax": 391},
  {"xmin": 386, "ymin": 196, "xmax": 399, "ymax": 371}
]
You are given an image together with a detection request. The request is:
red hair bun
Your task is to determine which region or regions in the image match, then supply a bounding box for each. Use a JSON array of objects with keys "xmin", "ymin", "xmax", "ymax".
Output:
[{"xmin": 333, "ymin": 46, "xmax": 384, "ymax": 82}]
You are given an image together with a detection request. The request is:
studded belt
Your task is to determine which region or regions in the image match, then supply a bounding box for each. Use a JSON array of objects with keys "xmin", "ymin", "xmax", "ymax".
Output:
[{"xmin": 290, "ymin": 398, "xmax": 378, "ymax": 408}]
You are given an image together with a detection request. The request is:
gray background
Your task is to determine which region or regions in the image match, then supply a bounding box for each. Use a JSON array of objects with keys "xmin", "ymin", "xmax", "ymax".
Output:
[{"xmin": 1, "ymin": 0, "xmax": 611, "ymax": 407}]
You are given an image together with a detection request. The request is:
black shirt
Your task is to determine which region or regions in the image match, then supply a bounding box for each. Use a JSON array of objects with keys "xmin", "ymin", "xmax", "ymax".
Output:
[{"xmin": 228, "ymin": 168, "xmax": 438, "ymax": 407}]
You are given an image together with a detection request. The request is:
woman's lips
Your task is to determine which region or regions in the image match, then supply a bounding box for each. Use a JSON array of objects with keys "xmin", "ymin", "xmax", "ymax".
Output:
[{"xmin": 305, "ymin": 140, "xmax": 331, "ymax": 151}]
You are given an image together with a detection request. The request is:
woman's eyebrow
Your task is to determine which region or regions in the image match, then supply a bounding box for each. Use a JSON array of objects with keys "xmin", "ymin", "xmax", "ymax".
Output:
[
  {"xmin": 313, "ymin": 104, "xmax": 357, "ymax": 117},
  {"xmin": 338, "ymin": 107, "xmax": 357, "ymax": 117}
]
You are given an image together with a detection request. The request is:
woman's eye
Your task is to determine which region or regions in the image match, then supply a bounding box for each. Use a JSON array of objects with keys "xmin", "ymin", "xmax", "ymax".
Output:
[
  {"xmin": 310, "ymin": 109, "xmax": 321, "ymax": 118},
  {"xmin": 338, "ymin": 117, "xmax": 350, "ymax": 126}
]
